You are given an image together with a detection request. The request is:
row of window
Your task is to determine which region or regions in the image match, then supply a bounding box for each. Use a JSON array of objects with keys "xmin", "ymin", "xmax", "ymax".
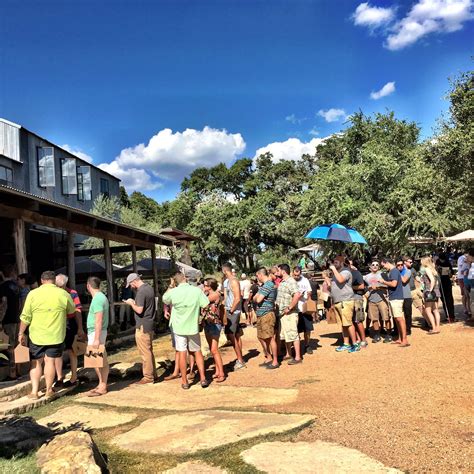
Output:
[
  {"xmin": 0, "ymin": 165, "xmax": 13, "ymax": 185},
  {"xmin": 36, "ymin": 147, "xmax": 109, "ymax": 200}
]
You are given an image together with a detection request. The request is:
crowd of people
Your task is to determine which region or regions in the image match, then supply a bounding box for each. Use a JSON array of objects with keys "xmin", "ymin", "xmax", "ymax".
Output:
[{"xmin": 0, "ymin": 247, "xmax": 472, "ymax": 397}]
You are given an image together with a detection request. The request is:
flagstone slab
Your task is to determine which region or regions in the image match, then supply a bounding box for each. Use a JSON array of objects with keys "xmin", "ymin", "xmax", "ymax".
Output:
[
  {"xmin": 163, "ymin": 461, "xmax": 228, "ymax": 473},
  {"xmin": 241, "ymin": 441, "xmax": 402, "ymax": 473},
  {"xmin": 111, "ymin": 411, "xmax": 314, "ymax": 454},
  {"xmin": 38, "ymin": 406, "xmax": 137, "ymax": 430},
  {"xmin": 77, "ymin": 383, "xmax": 298, "ymax": 411}
]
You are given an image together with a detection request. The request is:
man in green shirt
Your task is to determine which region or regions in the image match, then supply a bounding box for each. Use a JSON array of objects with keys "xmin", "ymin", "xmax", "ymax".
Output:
[
  {"xmin": 19, "ymin": 270, "xmax": 75, "ymax": 400},
  {"xmin": 85, "ymin": 276, "xmax": 109, "ymax": 397},
  {"xmin": 162, "ymin": 272, "xmax": 210, "ymax": 390}
]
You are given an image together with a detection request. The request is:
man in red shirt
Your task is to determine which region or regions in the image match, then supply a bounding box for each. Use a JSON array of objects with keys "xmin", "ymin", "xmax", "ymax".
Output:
[{"xmin": 54, "ymin": 274, "xmax": 85, "ymax": 387}]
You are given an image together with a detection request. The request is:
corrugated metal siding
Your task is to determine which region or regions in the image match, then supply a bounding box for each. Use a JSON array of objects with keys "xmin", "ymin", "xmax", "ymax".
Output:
[{"xmin": 0, "ymin": 121, "xmax": 20, "ymax": 161}]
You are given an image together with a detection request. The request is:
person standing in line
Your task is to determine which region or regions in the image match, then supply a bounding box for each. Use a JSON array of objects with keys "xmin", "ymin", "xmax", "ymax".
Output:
[
  {"xmin": 325, "ymin": 256, "xmax": 360, "ymax": 353},
  {"xmin": 397, "ymin": 258, "xmax": 413, "ymax": 337},
  {"xmin": 253, "ymin": 267, "xmax": 279, "ymax": 369},
  {"xmin": 380, "ymin": 257, "xmax": 409, "ymax": 347},
  {"xmin": 292, "ymin": 266, "xmax": 314, "ymax": 355},
  {"xmin": 162, "ymin": 272, "xmax": 210, "ymax": 390},
  {"xmin": 124, "ymin": 273, "xmax": 157, "ymax": 384},
  {"xmin": 276, "ymin": 264, "xmax": 302, "ymax": 365},
  {"xmin": 420, "ymin": 256, "xmax": 442, "ymax": 334},
  {"xmin": 348, "ymin": 259, "xmax": 368, "ymax": 348},
  {"xmin": 54, "ymin": 274, "xmax": 85, "ymax": 388},
  {"xmin": 364, "ymin": 261, "xmax": 391, "ymax": 343},
  {"xmin": 202, "ymin": 278, "xmax": 225, "ymax": 382},
  {"xmin": 240, "ymin": 273, "xmax": 252, "ymax": 325},
  {"xmin": 436, "ymin": 253, "xmax": 455, "ymax": 322},
  {"xmin": 0, "ymin": 264, "xmax": 20, "ymax": 380},
  {"xmin": 456, "ymin": 250, "xmax": 471, "ymax": 318},
  {"xmin": 248, "ymin": 277, "xmax": 259, "ymax": 326},
  {"xmin": 85, "ymin": 276, "xmax": 110, "ymax": 397},
  {"xmin": 19, "ymin": 271, "xmax": 75, "ymax": 399},
  {"xmin": 222, "ymin": 262, "xmax": 246, "ymax": 371}
]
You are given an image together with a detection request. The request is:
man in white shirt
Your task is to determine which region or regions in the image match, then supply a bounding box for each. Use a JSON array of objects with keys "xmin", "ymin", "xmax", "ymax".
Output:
[
  {"xmin": 240, "ymin": 273, "xmax": 252, "ymax": 325},
  {"xmin": 293, "ymin": 266, "xmax": 314, "ymax": 355},
  {"xmin": 457, "ymin": 251, "xmax": 471, "ymax": 316}
]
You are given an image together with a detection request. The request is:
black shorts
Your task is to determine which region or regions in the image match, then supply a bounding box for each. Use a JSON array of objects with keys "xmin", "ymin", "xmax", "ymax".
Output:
[
  {"xmin": 298, "ymin": 312, "xmax": 314, "ymax": 333},
  {"xmin": 64, "ymin": 318, "xmax": 78, "ymax": 350},
  {"xmin": 29, "ymin": 341, "xmax": 64, "ymax": 360}
]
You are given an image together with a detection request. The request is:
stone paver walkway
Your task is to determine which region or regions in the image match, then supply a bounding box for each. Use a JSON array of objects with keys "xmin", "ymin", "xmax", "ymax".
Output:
[{"xmin": 112, "ymin": 411, "xmax": 314, "ymax": 454}]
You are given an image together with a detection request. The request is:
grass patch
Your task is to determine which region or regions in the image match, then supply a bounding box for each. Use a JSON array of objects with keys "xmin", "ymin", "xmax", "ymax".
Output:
[{"xmin": 0, "ymin": 454, "xmax": 38, "ymax": 474}]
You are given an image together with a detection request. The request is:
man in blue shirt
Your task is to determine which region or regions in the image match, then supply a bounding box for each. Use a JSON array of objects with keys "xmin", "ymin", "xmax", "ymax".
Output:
[{"xmin": 380, "ymin": 257, "xmax": 410, "ymax": 347}]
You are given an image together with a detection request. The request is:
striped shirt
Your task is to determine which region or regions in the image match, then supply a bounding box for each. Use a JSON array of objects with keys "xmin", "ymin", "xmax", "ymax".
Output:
[
  {"xmin": 66, "ymin": 287, "xmax": 82, "ymax": 319},
  {"xmin": 256, "ymin": 281, "xmax": 277, "ymax": 317}
]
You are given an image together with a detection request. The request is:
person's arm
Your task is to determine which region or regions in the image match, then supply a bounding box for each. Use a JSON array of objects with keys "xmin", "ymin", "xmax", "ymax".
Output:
[
  {"xmin": 199, "ymin": 291, "xmax": 210, "ymax": 308},
  {"xmin": 92, "ymin": 311, "xmax": 103, "ymax": 349},
  {"xmin": 329, "ymin": 266, "xmax": 347, "ymax": 285},
  {"xmin": 425, "ymin": 268, "xmax": 435, "ymax": 291},
  {"xmin": 125, "ymin": 299, "xmax": 144, "ymax": 315},
  {"xmin": 230, "ymin": 279, "xmax": 241, "ymax": 313},
  {"xmin": 18, "ymin": 292, "xmax": 33, "ymax": 345},
  {"xmin": 401, "ymin": 271, "xmax": 410, "ymax": 285},
  {"xmin": 284, "ymin": 290, "xmax": 301, "ymax": 314},
  {"xmin": 254, "ymin": 284, "xmax": 269, "ymax": 304}
]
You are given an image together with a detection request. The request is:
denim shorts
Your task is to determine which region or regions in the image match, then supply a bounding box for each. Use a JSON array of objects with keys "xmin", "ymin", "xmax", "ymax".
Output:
[{"xmin": 204, "ymin": 322, "xmax": 222, "ymax": 338}]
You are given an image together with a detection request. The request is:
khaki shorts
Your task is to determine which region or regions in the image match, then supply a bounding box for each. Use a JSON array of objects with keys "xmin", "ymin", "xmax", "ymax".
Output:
[
  {"xmin": 352, "ymin": 299, "xmax": 365, "ymax": 323},
  {"xmin": 390, "ymin": 299, "xmax": 404, "ymax": 319},
  {"xmin": 334, "ymin": 300, "xmax": 354, "ymax": 327},
  {"xmin": 257, "ymin": 311, "xmax": 276, "ymax": 340},
  {"xmin": 279, "ymin": 312, "xmax": 299, "ymax": 342},
  {"xmin": 368, "ymin": 301, "xmax": 390, "ymax": 322},
  {"xmin": 411, "ymin": 289, "xmax": 423, "ymax": 309}
]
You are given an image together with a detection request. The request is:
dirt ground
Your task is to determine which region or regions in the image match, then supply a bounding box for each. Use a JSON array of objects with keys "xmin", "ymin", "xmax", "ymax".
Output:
[{"xmin": 218, "ymin": 291, "xmax": 474, "ymax": 473}]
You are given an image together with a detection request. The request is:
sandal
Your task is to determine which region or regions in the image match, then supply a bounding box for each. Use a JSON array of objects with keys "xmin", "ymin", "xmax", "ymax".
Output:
[
  {"xmin": 215, "ymin": 376, "xmax": 226, "ymax": 383},
  {"xmin": 398, "ymin": 343, "xmax": 411, "ymax": 347},
  {"xmin": 87, "ymin": 389, "xmax": 107, "ymax": 397},
  {"xmin": 181, "ymin": 383, "xmax": 190, "ymax": 390}
]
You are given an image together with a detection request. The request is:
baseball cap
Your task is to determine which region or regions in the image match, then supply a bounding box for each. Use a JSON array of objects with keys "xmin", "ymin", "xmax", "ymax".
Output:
[{"xmin": 126, "ymin": 273, "xmax": 141, "ymax": 287}]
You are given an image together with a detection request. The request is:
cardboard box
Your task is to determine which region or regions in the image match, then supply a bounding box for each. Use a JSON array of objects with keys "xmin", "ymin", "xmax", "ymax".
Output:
[
  {"xmin": 303, "ymin": 299, "xmax": 318, "ymax": 313},
  {"xmin": 14, "ymin": 343, "xmax": 30, "ymax": 363},
  {"xmin": 72, "ymin": 336, "xmax": 87, "ymax": 356},
  {"xmin": 84, "ymin": 345, "xmax": 106, "ymax": 368}
]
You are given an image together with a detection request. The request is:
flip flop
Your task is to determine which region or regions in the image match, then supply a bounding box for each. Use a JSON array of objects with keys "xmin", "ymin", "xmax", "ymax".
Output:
[
  {"xmin": 398, "ymin": 343, "xmax": 411, "ymax": 347},
  {"xmin": 181, "ymin": 383, "xmax": 190, "ymax": 390},
  {"xmin": 215, "ymin": 376, "xmax": 226, "ymax": 383},
  {"xmin": 87, "ymin": 390, "xmax": 107, "ymax": 397}
]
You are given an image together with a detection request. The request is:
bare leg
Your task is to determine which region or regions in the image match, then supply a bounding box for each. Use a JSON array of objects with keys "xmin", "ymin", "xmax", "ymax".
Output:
[
  {"xmin": 172, "ymin": 351, "xmax": 180, "ymax": 376},
  {"xmin": 229, "ymin": 334, "xmax": 244, "ymax": 364},
  {"xmin": 30, "ymin": 358, "xmax": 43, "ymax": 395},
  {"xmin": 424, "ymin": 306, "xmax": 435, "ymax": 330},
  {"xmin": 257, "ymin": 337, "xmax": 271, "ymax": 361},
  {"xmin": 293, "ymin": 339, "xmax": 302, "ymax": 361},
  {"xmin": 54, "ymin": 356, "xmax": 63, "ymax": 382},
  {"xmin": 192, "ymin": 350, "xmax": 207, "ymax": 382},
  {"xmin": 68, "ymin": 350, "xmax": 78, "ymax": 382},
  {"xmin": 188, "ymin": 352, "xmax": 196, "ymax": 374},
  {"xmin": 44, "ymin": 356, "xmax": 57, "ymax": 394},
  {"xmin": 433, "ymin": 302, "xmax": 441, "ymax": 332},
  {"xmin": 356, "ymin": 322, "xmax": 366, "ymax": 342},
  {"xmin": 178, "ymin": 351, "xmax": 188, "ymax": 385},
  {"xmin": 347, "ymin": 324, "xmax": 357, "ymax": 345},
  {"xmin": 395, "ymin": 317, "xmax": 408, "ymax": 344},
  {"xmin": 342, "ymin": 327, "xmax": 351, "ymax": 346},
  {"xmin": 209, "ymin": 338, "xmax": 224, "ymax": 378},
  {"xmin": 269, "ymin": 336, "xmax": 278, "ymax": 365}
]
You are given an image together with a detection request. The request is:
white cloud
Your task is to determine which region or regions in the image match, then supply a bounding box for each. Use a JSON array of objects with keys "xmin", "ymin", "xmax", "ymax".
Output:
[
  {"xmin": 386, "ymin": 0, "xmax": 474, "ymax": 50},
  {"xmin": 254, "ymin": 137, "xmax": 324, "ymax": 162},
  {"xmin": 98, "ymin": 126, "xmax": 246, "ymax": 192},
  {"xmin": 317, "ymin": 108, "xmax": 347, "ymax": 123},
  {"xmin": 285, "ymin": 114, "xmax": 307, "ymax": 124},
  {"xmin": 308, "ymin": 127, "xmax": 319, "ymax": 136},
  {"xmin": 353, "ymin": 2, "xmax": 396, "ymax": 27},
  {"xmin": 370, "ymin": 81, "xmax": 396, "ymax": 99},
  {"xmin": 61, "ymin": 144, "xmax": 93, "ymax": 163}
]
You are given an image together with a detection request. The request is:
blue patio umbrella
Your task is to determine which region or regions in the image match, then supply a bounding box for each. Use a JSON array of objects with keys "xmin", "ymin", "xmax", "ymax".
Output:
[{"xmin": 305, "ymin": 223, "xmax": 367, "ymax": 244}]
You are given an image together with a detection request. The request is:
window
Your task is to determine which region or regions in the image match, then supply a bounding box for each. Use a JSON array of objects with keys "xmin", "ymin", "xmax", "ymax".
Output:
[
  {"xmin": 0, "ymin": 165, "xmax": 13, "ymax": 185},
  {"xmin": 37, "ymin": 147, "xmax": 55, "ymax": 187},
  {"xmin": 0, "ymin": 121, "xmax": 20, "ymax": 161},
  {"xmin": 77, "ymin": 165, "xmax": 92, "ymax": 201},
  {"xmin": 100, "ymin": 178, "xmax": 109, "ymax": 197},
  {"xmin": 61, "ymin": 158, "xmax": 77, "ymax": 195}
]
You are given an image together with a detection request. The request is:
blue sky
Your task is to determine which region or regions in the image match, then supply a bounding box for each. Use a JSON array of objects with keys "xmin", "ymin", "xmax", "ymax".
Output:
[{"xmin": 1, "ymin": 0, "xmax": 473, "ymax": 201}]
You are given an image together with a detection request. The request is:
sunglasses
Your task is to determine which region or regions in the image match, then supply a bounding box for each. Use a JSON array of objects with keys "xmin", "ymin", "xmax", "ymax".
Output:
[{"xmin": 396, "ymin": 263, "xmax": 404, "ymax": 266}]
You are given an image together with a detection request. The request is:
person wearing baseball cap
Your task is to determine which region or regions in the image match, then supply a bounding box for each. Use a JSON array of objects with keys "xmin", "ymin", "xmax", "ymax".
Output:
[{"xmin": 123, "ymin": 273, "xmax": 157, "ymax": 384}]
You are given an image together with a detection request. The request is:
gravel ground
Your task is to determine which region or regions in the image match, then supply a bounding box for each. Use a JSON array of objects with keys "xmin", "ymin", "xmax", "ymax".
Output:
[{"xmin": 219, "ymin": 289, "xmax": 474, "ymax": 473}]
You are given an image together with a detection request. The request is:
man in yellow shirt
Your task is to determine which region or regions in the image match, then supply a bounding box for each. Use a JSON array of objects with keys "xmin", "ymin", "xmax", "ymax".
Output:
[{"xmin": 19, "ymin": 270, "xmax": 75, "ymax": 400}]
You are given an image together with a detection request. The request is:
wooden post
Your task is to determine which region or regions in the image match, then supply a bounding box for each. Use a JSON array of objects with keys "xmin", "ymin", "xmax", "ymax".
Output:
[
  {"xmin": 151, "ymin": 246, "xmax": 159, "ymax": 295},
  {"xmin": 67, "ymin": 231, "xmax": 76, "ymax": 289},
  {"xmin": 13, "ymin": 219, "xmax": 27, "ymax": 274},
  {"xmin": 104, "ymin": 239, "xmax": 115, "ymax": 326},
  {"xmin": 132, "ymin": 245, "xmax": 137, "ymax": 273}
]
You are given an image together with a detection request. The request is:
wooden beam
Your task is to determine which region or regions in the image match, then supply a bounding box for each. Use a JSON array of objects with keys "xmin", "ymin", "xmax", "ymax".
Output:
[
  {"xmin": 104, "ymin": 239, "xmax": 115, "ymax": 326},
  {"xmin": 132, "ymin": 245, "xmax": 137, "ymax": 273},
  {"xmin": 54, "ymin": 244, "xmax": 147, "ymax": 258},
  {"xmin": 67, "ymin": 231, "xmax": 76, "ymax": 289},
  {"xmin": 13, "ymin": 219, "xmax": 27, "ymax": 274},
  {"xmin": 151, "ymin": 246, "xmax": 159, "ymax": 296}
]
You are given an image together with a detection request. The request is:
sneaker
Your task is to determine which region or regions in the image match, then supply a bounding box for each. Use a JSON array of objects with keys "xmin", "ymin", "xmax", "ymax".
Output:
[
  {"xmin": 372, "ymin": 334, "xmax": 381, "ymax": 343},
  {"xmin": 360, "ymin": 341, "xmax": 368, "ymax": 348},
  {"xmin": 233, "ymin": 360, "xmax": 246, "ymax": 371},
  {"xmin": 305, "ymin": 346, "xmax": 313, "ymax": 355},
  {"xmin": 349, "ymin": 343, "xmax": 361, "ymax": 353},
  {"xmin": 383, "ymin": 336, "xmax": 393, "ymax": 344},
  {"xmin": 335, "ymin": 344, "xmax": 351, "ymax": 352}
]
